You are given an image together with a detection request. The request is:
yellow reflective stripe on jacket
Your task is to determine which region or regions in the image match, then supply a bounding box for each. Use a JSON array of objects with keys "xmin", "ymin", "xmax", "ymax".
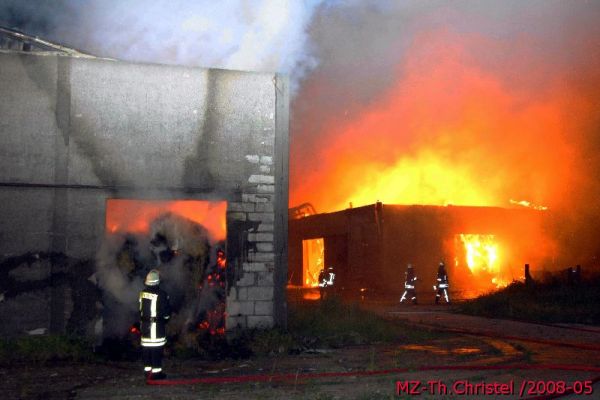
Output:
[
  {"xmin": 141, "ymin": 339, "xmax": 166, "ymax": 347},
  {"xmin": 141, "ymin": 336, "xmax": 166, "ymax": 343},
  {"xmin": 140, "ymin": 292, "xmax": 158, "ymax": 317}
]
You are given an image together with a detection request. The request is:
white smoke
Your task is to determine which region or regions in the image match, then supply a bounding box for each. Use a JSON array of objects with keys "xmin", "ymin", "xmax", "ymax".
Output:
[
  {"xmin": 94, "ymin": 212, "xmax": 221, "ymax": 341},
  {"xmin": 0, "ymin": 0, "xmax": 328, "ymax": 93},
  {"xmin": 94, "ymin": 234, "xmax": 147, "ymax": 337}
]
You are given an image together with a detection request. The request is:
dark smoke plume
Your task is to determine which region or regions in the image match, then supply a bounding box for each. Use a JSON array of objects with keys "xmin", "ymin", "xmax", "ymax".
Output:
[
  {"xmin": 290, "ymin": 1, "xmax": 600, "ymax": 268},
  {"xmin": 3, "ymin": 1, "xmax": 600, "ymax": 267}
]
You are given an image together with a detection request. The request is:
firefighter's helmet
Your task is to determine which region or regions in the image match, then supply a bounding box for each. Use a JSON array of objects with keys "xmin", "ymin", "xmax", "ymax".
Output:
[{"xmin": 145, "ymin": 269, "xmax": 160, "ymax": 286}]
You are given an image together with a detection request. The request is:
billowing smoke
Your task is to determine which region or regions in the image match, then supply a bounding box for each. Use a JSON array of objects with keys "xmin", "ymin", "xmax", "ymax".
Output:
[
  {"xmin": 290, "ymin": 1, "xmax": 600, "ymax": 268},
  {"xmin": 94, "ymin": 212, "xmax": 223, "ymax": 342},
  {"xmin": 0, "ymin": 0, "xmax": 327, "ymax": 93},
  {"xmin": 3, "ymin": 1, "xmax": 600, "ymax": 267},
  {"xmin": 95, "ymin": 234, "xmax": 147, "ymax": 338}
]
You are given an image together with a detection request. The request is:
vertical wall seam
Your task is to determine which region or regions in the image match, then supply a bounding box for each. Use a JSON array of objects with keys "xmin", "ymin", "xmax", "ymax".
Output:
[{"xmin": 272, "ymin": 74, "xmax": 290, "ymax": 328}]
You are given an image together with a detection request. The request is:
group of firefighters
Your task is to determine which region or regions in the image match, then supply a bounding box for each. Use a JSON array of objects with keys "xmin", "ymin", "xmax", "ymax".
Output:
[
  {"xmin": 317, "ymin": 261, "xmax": 451, "ymax": 305},
  {"xmin": 399, "ymin": 262, "xmax": 450, "ymax": 305}
]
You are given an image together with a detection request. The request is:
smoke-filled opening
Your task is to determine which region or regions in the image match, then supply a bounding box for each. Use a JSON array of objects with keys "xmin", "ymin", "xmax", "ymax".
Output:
[{"xmin": 96, "ymin": 199, "xmax": 229, "ymax": 353}]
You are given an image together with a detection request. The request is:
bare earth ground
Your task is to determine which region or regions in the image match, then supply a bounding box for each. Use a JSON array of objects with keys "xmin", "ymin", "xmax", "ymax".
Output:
[{"xmin": 2, "ymin": 304, "xmax": 599, "ymax": 400}]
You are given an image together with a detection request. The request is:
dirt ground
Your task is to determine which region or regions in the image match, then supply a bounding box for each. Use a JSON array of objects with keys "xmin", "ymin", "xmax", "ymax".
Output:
[{"xmin": 2, "ymin": 304, "xmax": 599, "ymax": 399}]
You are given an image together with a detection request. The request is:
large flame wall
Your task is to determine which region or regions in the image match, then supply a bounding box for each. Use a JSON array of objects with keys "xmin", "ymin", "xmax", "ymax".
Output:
[
  {"xmin": 292, "ymin": 29, "xmax": 594, "ymax": 212},
  {"xmin": 291, "ymin": 4, "xmax": 600, "ymax": 266}
]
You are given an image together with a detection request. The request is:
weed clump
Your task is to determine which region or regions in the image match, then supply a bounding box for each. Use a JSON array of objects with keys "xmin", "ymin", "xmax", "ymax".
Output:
[
  {"xmin": 0, "ymin": 335, "xmax": 94, "ymax": 365},
  {"xmin": 458, "ymin": 275, "xmax": 600, "ymax": 324}
]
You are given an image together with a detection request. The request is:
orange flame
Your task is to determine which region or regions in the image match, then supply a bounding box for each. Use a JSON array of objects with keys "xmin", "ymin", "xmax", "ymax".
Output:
[
  {"xmin": 302, "ymin": 238, "xmax": 324, "ymax": 287},
  {"xmin": 105, "ymin": 199, "xmax": 227, "ymax": 241},
  {"xmin": 291, "ymin": 29, "xmax": 589, "ymax": 214},
  {"xmin": 454, "ymin": 234, "xmax": 519, "ymax": 293},
  {"xmin": 288, "ymin": 28, "xmax": 596, "ymax": 288},
  {"xmin": 459, "ymin": 234, "xmax": 499, "ymax": 274}
]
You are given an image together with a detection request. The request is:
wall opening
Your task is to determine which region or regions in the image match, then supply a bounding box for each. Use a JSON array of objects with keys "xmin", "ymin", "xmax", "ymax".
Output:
[
  {"xmin": 302, "ymin": 238, "xmax": 324, "ymax": 287},
  {"xmin": 105, "ymin": 199, "xmax": 227, "ymax": 241},
  {"xmin": 453, "ymin": 233, "xmax": 518, "ymax": 298},
  {"xmin": 100, "ymin": 199, "xmax": 230, "ymax": 342}
]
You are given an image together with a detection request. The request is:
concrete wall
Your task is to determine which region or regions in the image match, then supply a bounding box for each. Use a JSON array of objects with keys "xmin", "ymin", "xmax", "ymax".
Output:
[{"xmin": 0, "ymin": 52, "xmax": 289, "ymax": 334}]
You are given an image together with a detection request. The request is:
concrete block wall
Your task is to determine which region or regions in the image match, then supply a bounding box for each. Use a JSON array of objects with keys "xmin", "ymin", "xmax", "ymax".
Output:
[
  {"xmin": 225, "ymin": 157, "xmax": 277, "ymax": 329},
  {"xmin": 0, "ymin": 52, "xmax": 289, "ymax": 334}
]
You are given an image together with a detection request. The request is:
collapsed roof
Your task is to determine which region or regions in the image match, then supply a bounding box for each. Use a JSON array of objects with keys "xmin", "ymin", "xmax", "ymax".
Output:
[{"xmin": 0, "ymin": 25, "xmax": 95, "ymax": 58}]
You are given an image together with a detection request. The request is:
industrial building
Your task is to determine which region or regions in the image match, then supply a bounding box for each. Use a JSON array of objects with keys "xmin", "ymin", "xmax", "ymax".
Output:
[{"xmin": 0, "ymin": 26, "xmax": 289, "ymax": 337}]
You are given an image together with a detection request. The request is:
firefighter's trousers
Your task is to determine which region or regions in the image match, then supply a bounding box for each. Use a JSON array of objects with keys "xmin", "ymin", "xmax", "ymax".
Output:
[
  {"xmin": 435, "ymin": 288, "xmax": 450, "ymax": 304},
  {"xmin": 142, "ymin": 345, "xmax": 164, "ymax": 374},
  {"xmin": 400, "ymin": 288, "xmax": 417, "ymax": 304}
]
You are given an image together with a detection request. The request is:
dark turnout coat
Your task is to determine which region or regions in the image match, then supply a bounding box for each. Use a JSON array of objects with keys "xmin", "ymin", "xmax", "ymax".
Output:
[{"xmin": 139, "ymin": 286, "xmax": 171, "ymax": 347}]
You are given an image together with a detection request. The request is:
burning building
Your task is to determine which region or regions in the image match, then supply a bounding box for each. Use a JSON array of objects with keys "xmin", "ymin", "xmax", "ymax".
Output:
[
  {"xmin": 289, "ymin": 202, "xmax": 551, "ymax": 300},
  {"xmin": 0, "ymin": 28, "xmax": 289, "ymax": 338},
  {"xmin": 289, "ymin": 3, "xmax": 600, "ymax": 280}
]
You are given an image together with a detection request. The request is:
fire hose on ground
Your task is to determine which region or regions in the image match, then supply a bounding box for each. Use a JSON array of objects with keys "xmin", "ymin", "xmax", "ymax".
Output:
[
  {"xmin": 147, "ymin": 327, "xmax": 600, "ymax": 399},
  {"xmin": 147, "ymin": 364, "xmax": 600, "ymax": 400}
]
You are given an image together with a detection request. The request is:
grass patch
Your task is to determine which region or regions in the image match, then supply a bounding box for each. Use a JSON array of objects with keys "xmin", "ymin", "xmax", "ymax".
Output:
[
  {"xmin": 288, "ymin": 297, "xmax": 444, "ymax": 349},
  {"xmin": 223, "ymin": 297, "xmax": 446, "ymax": 358},
  {"xmin": 247, "ymin": 328, "xmax": 297, "ymax": 356},
  {"xmin": 1, "ymin": 297, "xmax": 447, "ymax": 364},
  {"xmin": 0, "ymin": 335, "xmax": 95, "ymax": 365},
  {"xmin": 457, "ymin": 277, "xmax": 600, "ymax": 325}
]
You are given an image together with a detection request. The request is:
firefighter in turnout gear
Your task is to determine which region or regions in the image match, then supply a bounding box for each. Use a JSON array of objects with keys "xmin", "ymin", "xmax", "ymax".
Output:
[
  {"xmin": 318, "ymin": 266, "xmax": 336, "ymax": 300},
  {"xmin": 434, "ymin": 262, "xmax": 450, "ymax": 304},
  {"xmin": 400, "ymin": 264, "xmax": 418, "ymax": 304},
  {"xmin": 139, "ymin": 269, "xmax": 171, "ymax": 380}
]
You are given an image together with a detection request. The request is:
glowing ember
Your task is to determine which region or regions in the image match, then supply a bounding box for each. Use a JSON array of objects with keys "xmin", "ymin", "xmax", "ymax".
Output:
[
  {"xmin": 105, "ymin": 199, "xmax": 227, "ymax": 241},
  {"xmin": 509, "ymin": 199, "xmax": 549, "ymax": 211},
  {"xmin": 302, "ymin": 238, "xmax": 324, "ymax": 287},
  {"xmin": 491, "ymin": 277, "xmax": 510, "ymax": 288},
  {"xmin": 302, "ymin": 291, "xmax": 321, "ymax": 301}
]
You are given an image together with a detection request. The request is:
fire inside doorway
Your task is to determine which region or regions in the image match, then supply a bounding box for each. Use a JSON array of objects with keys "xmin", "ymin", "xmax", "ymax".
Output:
[
  {"xmin": 99, "ymin": 199, "xmax": 229, "ymax": 350},
  {"xmin": 302, "ymin": 238, "xmax": 324, "ymax": 287},
  {"xmin": 452, "ymin": 233, "xmax": 519, "ymax": 297}
]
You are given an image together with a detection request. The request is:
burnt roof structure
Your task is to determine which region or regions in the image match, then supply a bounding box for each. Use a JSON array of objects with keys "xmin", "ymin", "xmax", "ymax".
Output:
[
  {"xmin": 0, "ymin": 25, "xmax": 95, "ymax": 57},
  {"xmin": 289, "ymin": 203, "xmax": 549, "ymax": 299}
]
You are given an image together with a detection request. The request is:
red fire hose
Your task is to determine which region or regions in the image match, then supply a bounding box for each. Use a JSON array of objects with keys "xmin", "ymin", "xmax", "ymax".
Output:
[
  {"xmin": 147, "ymin": 327, "xmax": 600, "ymax": 399},
  {"xmin": 147, "ymin": 364, "xmax": 600, "ymax": 400},
  {"xmin": 525, "ymin": 321, "xmax": 600, "ymax": 334},
  {"xmin": 429, "ymin": 327, "xmax": 600, "ymax": 352},
  {"xmin": 147, "ymin": 364, "xmax": 600, "ymax": 385}
]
